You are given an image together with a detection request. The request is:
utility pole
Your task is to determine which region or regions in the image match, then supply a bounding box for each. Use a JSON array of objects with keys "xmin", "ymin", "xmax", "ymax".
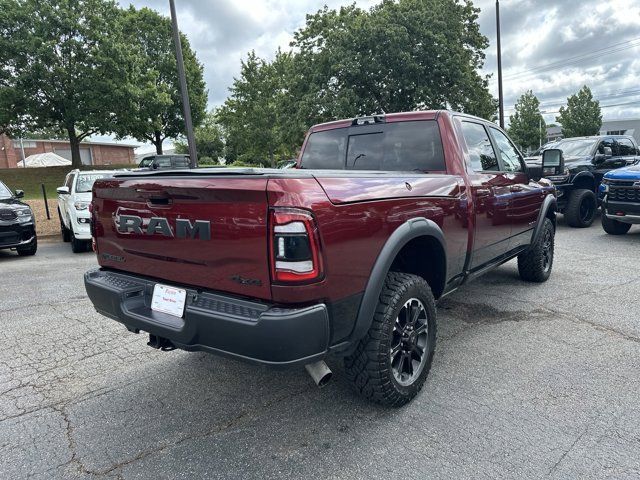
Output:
[
  {"xmin": 169, "ymin": 0, "xmax": 198, "ymax": 168},
  {"xmin": 496, "ymin": 0, "xmax": 504, "ymax": 129}
]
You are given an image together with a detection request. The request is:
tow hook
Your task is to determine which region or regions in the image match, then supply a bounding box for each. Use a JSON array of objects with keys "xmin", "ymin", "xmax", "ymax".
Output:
[{"xmin": 147, "ymin": 334, "xmax": 176, "ymax": 351}]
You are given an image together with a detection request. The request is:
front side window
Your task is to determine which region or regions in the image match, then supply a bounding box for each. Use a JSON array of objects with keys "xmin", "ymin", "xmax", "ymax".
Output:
[
  {"xmin": 0, "ymin": 181, "xmax": 12, "ymax": 199},
  {"xmin": 155, "ymin": 157, "xmax": 172, "ymax": 168},
  {"xmin": 65, "ymin": 174, "xmax": 75, "ymax": 190},
  {"xmin": 460, "ymin": 121, "xmax": 499, "ymax": 172},
  {"xmin": 139, "ymin": 157, "xmax": 153, "ymax": 167},
  {"xmin": 598, "ymin": 138, "xmax": 617, "ymax": 156},
  {"xmin": 489, "ymin": 127, "xmax": 523, "ymax": 172}
]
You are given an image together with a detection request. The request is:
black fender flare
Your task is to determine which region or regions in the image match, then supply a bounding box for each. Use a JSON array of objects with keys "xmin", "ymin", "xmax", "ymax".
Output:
[
  {"xmin": 571, "ymin": 171, "xmax": 596, "ymax": 191},
  {"xmin": 348, "ymin": 217, "xmax": 446, "ymax": 345},
  {"xmin": 530, "ymin": 194, "xmax": 557, "ymax": 246}
]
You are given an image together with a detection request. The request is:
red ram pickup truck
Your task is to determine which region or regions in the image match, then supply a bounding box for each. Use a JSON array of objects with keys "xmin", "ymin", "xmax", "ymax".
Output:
[{"xmin": 85, "ymin": 111, "xmax": 557, "ymax": 406}]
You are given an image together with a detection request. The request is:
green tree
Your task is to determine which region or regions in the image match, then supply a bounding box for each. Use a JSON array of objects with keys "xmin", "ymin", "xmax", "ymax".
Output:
[
  {"xmin": 117, "ymin": 7, "xmax": 207, "ymax": 154},
  {"xmin": 288, "ymin": 0, "xmax": 496, "ymax": 129},
  {"xmin": 556, "ymin": 86, "xmax": 602, "ymax": 137},
  {"xmin": 0, "ymin": 0, "xmax": 135, "ymax": 167},
  {"xmin": 508, "ymin": 91, "xmax": 545, "ymax": 152},
  {"xmin": 175, "ymin": 110, "xmax": 225, "ymax": 163},
  {"xmin": 219, "ymin": 0, "xmax": 496, "ymax": 162},
  {"xmin": 218, "ymin": 50, "xmax": 294, "ymax": 166}
]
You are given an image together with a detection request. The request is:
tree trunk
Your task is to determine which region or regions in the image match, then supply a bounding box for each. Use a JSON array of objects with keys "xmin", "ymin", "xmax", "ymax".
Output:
[
  {"xmin": 154, "ymin": 131, "xmax": 163, "ymax": 154},
  {"xmin": 269, "ymin": 144, "xmax": 275, "ymax": 168},
  {"xmin": 67, "ymin": 126, "xmax": 82, "ymax": 168}
]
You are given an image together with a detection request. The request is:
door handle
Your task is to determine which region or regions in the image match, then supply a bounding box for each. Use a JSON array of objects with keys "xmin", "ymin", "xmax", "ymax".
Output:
[
  {"xmin": 510, "ymin": 185, "xmax": 524, "ymax": 192},
  {"xmin": 476, "ymin": 188, "xmax": 491, "ymax": 198}
]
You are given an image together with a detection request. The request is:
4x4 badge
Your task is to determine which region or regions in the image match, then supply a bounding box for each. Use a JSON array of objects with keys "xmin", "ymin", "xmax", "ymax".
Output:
[{"xmin": 633, "ymin": 182, "xmax": 640, "ymax": 188}]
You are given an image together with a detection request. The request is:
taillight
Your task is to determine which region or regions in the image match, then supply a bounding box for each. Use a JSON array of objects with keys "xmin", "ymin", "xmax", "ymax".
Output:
[
  {"xmin": 269, "ymin": 208, "xmax": 323, "ymax": 283},
  {"xmin": 89, "ymin": 202, "xmax": 98, "ymax": 253}
]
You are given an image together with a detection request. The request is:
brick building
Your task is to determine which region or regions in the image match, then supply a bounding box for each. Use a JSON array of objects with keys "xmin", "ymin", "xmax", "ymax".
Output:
[{"xmin": 0, "ymin": 134, "xmax": 137, "ymax": 169}]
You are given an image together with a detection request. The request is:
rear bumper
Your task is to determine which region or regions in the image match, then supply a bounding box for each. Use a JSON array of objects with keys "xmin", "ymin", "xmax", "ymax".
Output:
[{"xmin": 84, "ymin": 268, "xmax": 330, "ymax": 366}]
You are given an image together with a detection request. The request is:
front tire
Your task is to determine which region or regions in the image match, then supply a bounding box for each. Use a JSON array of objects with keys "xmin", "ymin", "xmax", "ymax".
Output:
[
  {"xmin": 518, "ymin": 217, "xmax": 555, "ymax": 282},
  {"xmin": 344, "ymin": 272, "xmax": 437, "ymax": 407},
  {"xmin": 17, "ymin": 237, "xmax": 37, "ymax": 256},
  {"xmin": 601, "ymin": 212, "xmax": 631, "ymax": 235},
  {"xmin": 70, "ymin": 229, "xmax": 86, "ymax": 253},
  {"xmin": 59, "ymin": 209, "xmax": 71, "ymax": 242},
  {"xmin": 564, "ymin": 189, "xmax": 597, "ymax": 228}
]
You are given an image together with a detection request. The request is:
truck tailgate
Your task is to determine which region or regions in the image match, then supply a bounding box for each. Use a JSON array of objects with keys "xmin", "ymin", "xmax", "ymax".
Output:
[{"xmin": 93, "ymin": 176, "xmax": 272, "ymax": 301}]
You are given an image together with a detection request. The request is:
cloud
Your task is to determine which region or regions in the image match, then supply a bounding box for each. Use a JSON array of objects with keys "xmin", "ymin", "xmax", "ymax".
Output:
[
  {"xmin": 117, "ymin": 0, "xmax": 640, "ymax": 128},
  {"xmin": 474, "ymin": 0, "xmax": 640, "ymax": 123}
]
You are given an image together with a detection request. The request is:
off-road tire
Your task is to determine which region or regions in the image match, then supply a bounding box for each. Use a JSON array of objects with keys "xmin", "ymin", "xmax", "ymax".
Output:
[
  {"xmin": 565, "ymin": 189, "xmax": 597, "ymax": 228},
  {"xmin": 344, "ymin": 272, "xmax": 437, "ymax": 407},
  {"xmin": 70, "ymin": 229, "xmax": 86, "ymax": 253},
  {"xmin": 17, "ymin": 237, "xmax": 37, "ymax": 256},
  {"xmin": 518, "ymin": 217, "xmax": 554, "ymax": 282},
  {"xmin": 59, "ymin": 209, "xmax": 71, "ymax": 242},
  {"xmin": 601, "ymin": 212, "xmax": 631, "ymax": 235}
]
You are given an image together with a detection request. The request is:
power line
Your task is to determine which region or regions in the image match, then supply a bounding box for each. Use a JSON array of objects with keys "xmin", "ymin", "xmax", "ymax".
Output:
[
  {"xmin": 505, "ymin": 100, "xmax": 640, "ymax": 115},
  {"xmin": 503, "ymin": 88, "xmax": 640, "ymax": 110},
  {"xmin": 488, "ymin": 36, "xmax": 640, "ymax": 82}
]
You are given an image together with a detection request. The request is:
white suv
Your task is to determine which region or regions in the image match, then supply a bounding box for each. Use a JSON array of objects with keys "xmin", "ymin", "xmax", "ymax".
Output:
[{"xmin": 57, "ymin": 170, "xmax": 116, "ymax": 253}]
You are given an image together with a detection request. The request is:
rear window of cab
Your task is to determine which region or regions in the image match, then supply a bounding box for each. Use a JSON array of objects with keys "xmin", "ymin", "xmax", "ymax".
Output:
[{"xmin": 300, "ymin": 120, "xmax": 445, "ymax": 172}]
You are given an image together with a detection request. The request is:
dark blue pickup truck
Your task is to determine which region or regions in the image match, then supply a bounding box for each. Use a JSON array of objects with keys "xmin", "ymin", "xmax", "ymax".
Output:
[{"xmin": 599, "ymin": 165, "xmax": 640, "ymax": 235}]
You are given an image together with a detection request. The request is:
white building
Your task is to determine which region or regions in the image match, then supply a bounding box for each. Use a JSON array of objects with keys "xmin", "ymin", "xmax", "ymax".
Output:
[{"xmin": 547, "ymin": 118, "xmax": 640, "ymax": 143}]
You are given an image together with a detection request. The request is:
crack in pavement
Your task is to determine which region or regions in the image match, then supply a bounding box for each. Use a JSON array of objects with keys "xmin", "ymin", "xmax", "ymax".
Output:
[
  {"xmin": 51, "ymin": 384, "xmax": 316, "ymax": 477},
  {"xmin": 548, "ymin": 428, "xmax": 588, "ymax": 475}
]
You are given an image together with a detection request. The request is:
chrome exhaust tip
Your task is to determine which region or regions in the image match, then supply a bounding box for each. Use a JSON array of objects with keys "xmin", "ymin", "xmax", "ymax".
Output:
[{"xmin": 305, "ymin": 360, "xmax": 332, "ymax": 387}]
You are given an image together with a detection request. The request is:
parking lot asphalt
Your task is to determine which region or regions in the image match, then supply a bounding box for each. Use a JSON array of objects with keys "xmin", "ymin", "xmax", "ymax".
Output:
[{"xmin": 1, "ymin": 217, "xmax": 639, "ymax": 480}]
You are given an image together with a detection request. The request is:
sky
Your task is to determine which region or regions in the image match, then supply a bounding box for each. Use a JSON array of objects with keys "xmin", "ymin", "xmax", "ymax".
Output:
[{"xmin": 112, "ymin": 0, "xmax": 640, "ymax": 151}]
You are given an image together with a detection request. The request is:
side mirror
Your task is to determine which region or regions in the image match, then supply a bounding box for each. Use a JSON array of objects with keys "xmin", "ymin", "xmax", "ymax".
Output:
[
  {"xmin": 14, "ymin": 189, "xmax": 24, "ymax": 198},
  {"xmin": 152, "ymin": 163, "xmax": 158, "ymax": 170},
  {"xmin": 525, "ymin": 163, "xmax": 543, "ymax": 182},
  {"xmin": 542, "ymin": 148, "xmax": 564, "ymax": 175},
  {"xmin": 57, "ymin": 186, "xmax": 70, "ymax": 195}
]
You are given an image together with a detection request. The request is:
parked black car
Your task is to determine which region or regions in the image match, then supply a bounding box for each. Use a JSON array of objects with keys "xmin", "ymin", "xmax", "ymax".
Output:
[
  {"xmin": 0, "ymin": 180, "xmax": 37, "ymax": 256},
  {"xmin": 138, "ymin": 154, "xmax": 191, "ymax": 170},
  {"xmin": 525, "ymin": 135, "xmax": 640, "ymax": 227}
]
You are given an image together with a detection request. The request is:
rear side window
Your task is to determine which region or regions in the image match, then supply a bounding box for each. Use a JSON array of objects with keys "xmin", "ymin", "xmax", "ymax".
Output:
[
  {"xmin": 300, "ymin": 120, "xmax": 445, "ymax": 171},
  {"xmin": 617, "ymin": 138, "xmax": 636, "ymax": 156},
  {"xmin": 300, "ymin": 128, "xmax": 347, "ymax": 169},
  {"xmin": 460, "ymin": 121, "xmax": 499, "ymax": 172},
  {"xmin": 172, "ymin": 156, "xmax": 190, "ymax": 167}
]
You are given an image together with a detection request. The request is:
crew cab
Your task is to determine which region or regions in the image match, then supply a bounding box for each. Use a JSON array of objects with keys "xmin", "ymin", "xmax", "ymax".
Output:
[
  {"xmin": 0, "ymin": 180, "xmax": 37, "ymax": 256},
  {"xmin": 84, "ymin": 111, "xmax": 557, "ymax": 406},
  {"xmin": 599, "ymin": 164, "xmax": 640, "ymax": 235},
  {"xmin": 525, "ymin": 135, "xmax": 640, "ymax": 227},
  {"xmin": 57, "ymin": 170, "xmax": 116, "ymax": 252}
]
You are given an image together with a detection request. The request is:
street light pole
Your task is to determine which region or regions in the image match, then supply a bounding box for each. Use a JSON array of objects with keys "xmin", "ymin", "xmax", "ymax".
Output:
[
  {"xmin": 496, "ymin": 0, "xmax": 504, "ymax": 129},
  {"xmin": 169, "ymin": 0, "xmax": 198, "ymax": 168},
  {"xmin": 539, "ymin": 110, "xmax": 547, "ymax": 148}
]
